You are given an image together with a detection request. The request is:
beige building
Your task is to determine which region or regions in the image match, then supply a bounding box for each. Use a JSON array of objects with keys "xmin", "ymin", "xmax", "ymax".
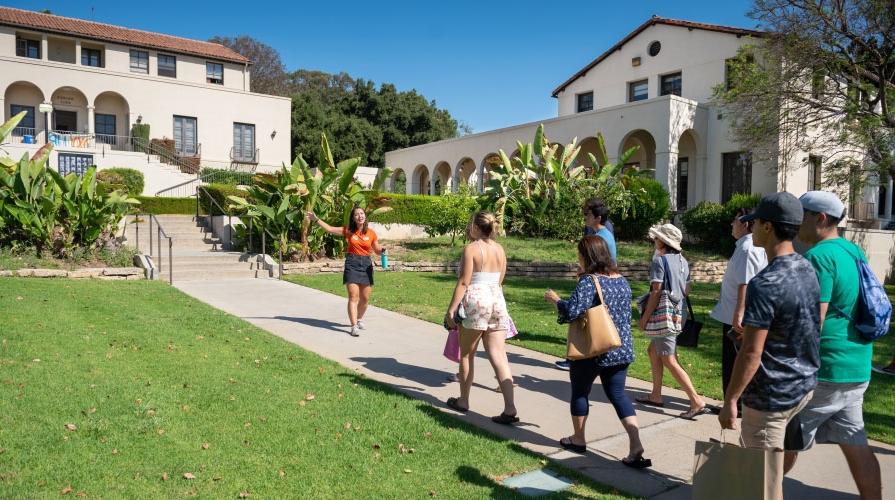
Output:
[{"xmin": 0, "ymin": 6, "xmax": 291, "ymax": 194}]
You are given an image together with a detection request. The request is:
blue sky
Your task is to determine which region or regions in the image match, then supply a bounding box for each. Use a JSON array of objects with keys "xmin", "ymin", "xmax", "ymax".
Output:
[{"xmin": 8, "ymin": 0, "xmax": 756, "ymax": 133}]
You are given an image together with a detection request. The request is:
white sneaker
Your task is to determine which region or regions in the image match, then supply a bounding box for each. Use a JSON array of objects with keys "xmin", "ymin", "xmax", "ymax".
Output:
[
  {"xmin": 356, "ymin": 320, "xmax": 366, "ymax": 330},
  {"xmin": 350, "ymin": 325, "xmax": 360, "ymax": 337}
]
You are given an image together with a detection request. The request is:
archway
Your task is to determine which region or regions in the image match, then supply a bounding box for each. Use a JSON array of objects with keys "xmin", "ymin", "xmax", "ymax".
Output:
[
  {"xmin": 50, "ymin": 86, "xmax": 89, "ymax": 133},
  {"xmin": 480, "ymin": 153, "xmax": 501, "ymax": 191},
  {"xmin": 618, "ymin": 129, "xmax": 657, "ymax": 177},
  {"xmin": 433, "ymin": 161, "xmax": 451, "ymax": 195},
  {"xmin": 573, "ymin": 136, "xmax": 609, "ymax": 174},
  {"xmin": 4, "ymin": 81, "xmax": 45, "ymax": 140},
  {"xmin": 390, "ymin": 169, "xmax": 407, "ymax": 194},
  {"xmin": 455, "ymin": 157, "xmax": 477, "ymax": 191},
  {"xmin": 675, "ymin": 130, "xmax": 699, "ymax": 210},
  {"xmin": 411, "ymin": 164, "xmax": 430, "ymax": 195},
  {"xmin": 93, "ymin": 91, "xmax": 130, "ymax": 148}
]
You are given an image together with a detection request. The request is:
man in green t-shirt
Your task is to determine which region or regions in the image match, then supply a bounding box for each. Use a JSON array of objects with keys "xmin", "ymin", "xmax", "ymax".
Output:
[{"xmin": 786, "ymin": 191, "xmax": 881, "ymax": 500}]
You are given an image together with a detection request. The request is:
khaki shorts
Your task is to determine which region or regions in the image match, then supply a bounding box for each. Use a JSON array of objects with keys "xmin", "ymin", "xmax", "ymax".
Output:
[{"xmin": 741, "ymin": 392, "xmax": 813, "ymax": 450}]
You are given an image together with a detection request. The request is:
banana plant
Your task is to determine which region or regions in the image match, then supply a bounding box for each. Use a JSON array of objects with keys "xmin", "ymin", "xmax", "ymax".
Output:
[{"xmin": 0, "ymin": 111, "xmax": 27, "ymax": 172}]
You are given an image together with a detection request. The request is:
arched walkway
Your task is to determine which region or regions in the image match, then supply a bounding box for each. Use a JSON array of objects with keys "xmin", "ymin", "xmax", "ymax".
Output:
[
  {"xmin": 480, "ymin": 153, "xmax": 501, "ymax": 192},
  {"xmin": 390, "ymin": 169, "xmax": 407, "ymax": 194},
  {"xmin": 93, "ymin": 91, "xmax": 130, "ymax": 146},
  {"xmin": 574, "ymin": 136, "xmax": 609, "ymax": 174},
  {"xmin": 455, "ymin": 157, "xmax": 477, "ymax": 192},
  {"xmin": 50, "ymin": 86, "xmax": 89, "ymax": 133},
  {"xmin": 4, "ymin": 81, "xmax": 45, "ymax": 140},
  {"xmin": 618, "ymin": 130, "xmax": 657, "ymax": 177},
  {"xmin": 433, "ymin": 161, "xmax": 451, "ymax": 195},
  {"xmin": 411, "ymin": 164, "xmax": 430, "ymax": 195}
]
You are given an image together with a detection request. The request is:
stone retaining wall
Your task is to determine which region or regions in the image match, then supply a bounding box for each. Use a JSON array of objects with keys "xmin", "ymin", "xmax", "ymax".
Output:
[
  {"xmin": 283, "ymin": 260, "xmax": 728, "ymax": 283},
  {"xmin": 0, "ymin": 267, "xmax": 145, "ymax": 280}
]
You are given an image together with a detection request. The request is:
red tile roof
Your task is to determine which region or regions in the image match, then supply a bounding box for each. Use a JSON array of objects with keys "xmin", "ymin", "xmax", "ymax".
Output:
[
  {"xmin": 552, "ymin": 16, "xmax": 764, "ymax": 97},
  {"xmin": 0, "ymin": 6, "xmax": 249, "ymax": 64}
]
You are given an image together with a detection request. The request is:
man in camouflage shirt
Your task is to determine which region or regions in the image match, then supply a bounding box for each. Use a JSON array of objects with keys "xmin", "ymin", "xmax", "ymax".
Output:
[{"xmin": 719, "ymin": 192, "xmax": 820, "ymax": 452}]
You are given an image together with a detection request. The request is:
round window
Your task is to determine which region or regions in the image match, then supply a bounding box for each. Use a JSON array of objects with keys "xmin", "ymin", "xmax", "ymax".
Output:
[{"xmin": 648, "ymin": 41, "xmax": 661, "ymax": 57}]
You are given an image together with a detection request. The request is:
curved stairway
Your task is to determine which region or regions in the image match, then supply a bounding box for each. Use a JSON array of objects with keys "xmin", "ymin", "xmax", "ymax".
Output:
[{"xmin": 122, "ymin": 214, "xmax": 269, "ymax": 281}]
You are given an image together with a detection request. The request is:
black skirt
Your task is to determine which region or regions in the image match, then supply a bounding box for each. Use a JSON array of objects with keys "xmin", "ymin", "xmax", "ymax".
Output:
[{"xmin": 343, "ymin": 253, "xmax": 374, "ymax": 286}]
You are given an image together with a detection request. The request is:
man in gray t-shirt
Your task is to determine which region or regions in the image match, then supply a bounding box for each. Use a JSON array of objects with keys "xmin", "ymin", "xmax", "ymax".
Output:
[{"xmin": 720, "ymin": 192, "xmax": 820, "ymax": 454}]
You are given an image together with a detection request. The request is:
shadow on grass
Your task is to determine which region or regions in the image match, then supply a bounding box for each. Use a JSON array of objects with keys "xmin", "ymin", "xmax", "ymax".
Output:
[{"xmin": 244, "ymin": 316, "xmax": 351, "ymax": 335}]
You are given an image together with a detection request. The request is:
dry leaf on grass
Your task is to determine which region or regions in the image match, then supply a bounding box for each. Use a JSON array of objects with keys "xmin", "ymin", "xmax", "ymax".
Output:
[
  {"xmin": 60, "ymin": 485, "xmax": 73, "ymax": 495},
  {"xmin": 403, "ymin": 469, "xmax": 412, "ymax": 474},
  {"xmin": 64, "ymin": 424, "xmax": 77, "ymax": 431},
  {"xmin": 183, "ymin": 472, "xmax": 196, "ymax": 480},
  {"xmin": 239, "ymin": 492, "xmax": 251, "ymax": 498},
  {"xmin": 304, "ymin": 393, "xmax": 315, "ymax": 401},
  {"xmin": 278, "ymin": 470, "xmax": 286, "ymax": 477},
  {"xmin": 162, "ymin": 473, "xmax": 169, "ymax": 481},
  {"xmin": 201, "ymin": 443, "xmax": 210, "ymax": 450}
]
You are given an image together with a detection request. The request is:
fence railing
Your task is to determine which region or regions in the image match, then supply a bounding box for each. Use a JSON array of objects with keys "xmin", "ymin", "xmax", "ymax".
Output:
[
  {"xmin": 8, "ymin": 127, "xmax": 40, "ymax": 144},
  {"xmin": 125, "ymin": 213, "xmax": 174, "ymax": 284},
  {"xmin": 230, "ymin": 146, "xmax": 260, "ymax": 166},
  {"xmin": 44, "ymin": 131, "xmax": 201, "ymax": 174},
  {"xmin": 156, "ymin": 168, "xmax": 254, "ymax": 197}
]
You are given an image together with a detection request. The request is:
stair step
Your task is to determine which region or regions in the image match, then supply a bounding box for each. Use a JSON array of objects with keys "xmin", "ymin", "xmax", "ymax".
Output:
[{"xmin": 168, "ymin": 269, "xmax": 268, "ymax": 281}]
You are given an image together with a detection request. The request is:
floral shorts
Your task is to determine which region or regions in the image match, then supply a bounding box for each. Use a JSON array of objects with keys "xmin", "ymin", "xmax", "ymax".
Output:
[{"xmin": 461, "ymin": 283, "xmax": 510, "ymax": 332}]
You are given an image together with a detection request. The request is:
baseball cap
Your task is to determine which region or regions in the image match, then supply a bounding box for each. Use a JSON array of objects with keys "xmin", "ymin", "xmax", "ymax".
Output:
[
  {"xmin": 739, "ymin": 192, "xmax": 804, "ymax": 225},
  {"xmin": 799, "ymin": 191, "xmax": 846, "ymax": 219}
]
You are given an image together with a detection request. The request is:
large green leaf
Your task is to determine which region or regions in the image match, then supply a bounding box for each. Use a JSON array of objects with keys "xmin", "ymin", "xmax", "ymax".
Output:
[{"xmin": 0, "ymin": 111, "xmax": 27, "ymax": 142}]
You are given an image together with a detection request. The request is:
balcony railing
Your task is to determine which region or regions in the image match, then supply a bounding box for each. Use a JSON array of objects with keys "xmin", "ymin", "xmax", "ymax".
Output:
[
  {"xmin": 6, "ymin": 127, "xmax": 40, "ymax": 144},
  {"xmin": 230, "ymin": 146, "xmax": 259, "ymax": 165}
]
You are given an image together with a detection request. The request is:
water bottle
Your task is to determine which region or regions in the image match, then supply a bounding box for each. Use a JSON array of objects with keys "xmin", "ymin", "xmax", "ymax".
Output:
[{"xmin": 380, "ymin": 249, "xmax": 389, "ymax": 270}]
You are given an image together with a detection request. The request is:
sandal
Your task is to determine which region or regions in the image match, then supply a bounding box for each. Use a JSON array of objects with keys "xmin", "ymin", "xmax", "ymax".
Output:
[
  {"xmin": 559, "ymin": 437, "xmax": 586, "ymax": 454},
  {"xmin": 491, "ymin": 412, "xmax": 520, "ymax": 425},
  {"xmin": 635, "ymin": 397, "xmax": 664, "ymax": 408},
  {"xmin": 679, "ymin": 406, "xmax": 711, "ymax": 420},
  {"xmin": 621, "ymin": 455, "xmax": 652, "ymax": 469},
  {"xmin": 446, "ymin": 397, "xmax": 468, "ymax": 413}
]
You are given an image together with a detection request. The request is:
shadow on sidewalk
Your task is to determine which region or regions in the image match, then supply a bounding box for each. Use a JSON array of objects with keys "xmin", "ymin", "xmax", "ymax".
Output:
[{"xmin": 246, "ymin": 316, "xmax": 350, "ymax": 335}]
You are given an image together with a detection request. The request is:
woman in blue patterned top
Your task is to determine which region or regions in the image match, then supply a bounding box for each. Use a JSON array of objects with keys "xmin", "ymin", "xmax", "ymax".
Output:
[{"xmin": 544, "ymin": 236, "xmax": 651, "ymax": 469}]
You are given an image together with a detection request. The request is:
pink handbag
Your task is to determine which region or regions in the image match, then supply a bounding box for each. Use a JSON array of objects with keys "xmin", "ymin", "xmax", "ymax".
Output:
[
  {"xmin": 506, "ymin": 316, "xmax": 518, "ymax": 339},
  {"xmin": 443, "ymin": 327, "xmax": 461, "ymax": 363}
]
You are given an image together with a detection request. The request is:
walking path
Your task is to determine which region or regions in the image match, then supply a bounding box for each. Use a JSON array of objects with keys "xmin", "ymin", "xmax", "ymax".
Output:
[{"xmin": 175, "ymin": 278, "xmax": 895, "ymax": 499}]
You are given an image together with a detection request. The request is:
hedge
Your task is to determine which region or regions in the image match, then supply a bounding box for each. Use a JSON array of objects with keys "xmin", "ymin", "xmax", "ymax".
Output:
[
  {"xmin": 97, "ymin": 168, "xmax": 144, "ymax": 195},
  {"xmin": 199, "ymin": 184, "xmax": 245, "ymax": 215},
  {"xmin": 615, "ymin": 177, "xmax": 671, "ymax": 240},
  {"xmin": 369, "ymin": 193, "xmax": 481, "ymax": 238},
  {"xmin": 131, "ymin": 123, "xmax": 150, "ymax": 153},
  {"xmin": 682, "ymin": 193, "xmax": 761, "ymax": 253},
  {"xmin": 134, "ymin": 196, "xmax": 195, "ymax": 215},
  {"xmin": 199, "ymin": 167, "xmax": 256, "ymax": 186}
]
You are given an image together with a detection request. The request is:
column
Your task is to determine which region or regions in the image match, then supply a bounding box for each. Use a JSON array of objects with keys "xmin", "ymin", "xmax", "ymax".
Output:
[
  {"xmin": 698, "ymin": 155, "xmax": 709, "ymax": 203},
  {"xmin": 477, "ymin": 163, "xmax": 484, "ymax": 193},
  {"xmin": 654, "ymin": 150, "xmax": 679, "ymax": 212},
  {"xmin": 75, "ymin": 40, "xmax": 81, "ymax": 65},
  {"xmin": 87, "ymin": 106, "xmax": 95, "ymax": 134},
  {"xmin": 40, "ymin": 34, "xmax": 48, "ymax": 61},
  {"xmin": 430, "ymin": 173, "xmax": 438, "ymax": 196},
  {"xmin": 886, "ymin": 176, "xmax": 893, "ymax": 220}
]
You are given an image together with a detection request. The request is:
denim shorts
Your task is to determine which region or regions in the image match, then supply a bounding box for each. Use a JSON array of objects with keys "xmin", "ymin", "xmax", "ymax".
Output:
[{"xmin": 795, "ymin": 381, "xmax": 869, "ymax": 450}]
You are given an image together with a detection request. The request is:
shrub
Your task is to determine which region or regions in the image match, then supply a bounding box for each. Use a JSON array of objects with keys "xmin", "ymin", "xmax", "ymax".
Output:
[
  {"xmin": 682, "ymin": 193, "xmax": 761, "ymax": 253},
  {"xmin": 199, "ymin": 167, "xmax": 256, "ymax": 186},
  {"xmin": 616, "ymin": 177, "xmax": 670, "ymax": 240},
  {"xmin": 134, "ymin": 196, "xmax": 195, "ymax": 215},
  {"xmin": 369, "ymin": 193, "xmax": 442, "ymax": 226},
  {"xmin": 131, "ymin": 123, "xmax": 150, "ymax": 152},
  {"xmin": 200, "ymin": 184, "xmax": 244, "ymax": 215},
  {"xmin": 98, "ymin": 168, "xmax": 144, "ymax": 195}
]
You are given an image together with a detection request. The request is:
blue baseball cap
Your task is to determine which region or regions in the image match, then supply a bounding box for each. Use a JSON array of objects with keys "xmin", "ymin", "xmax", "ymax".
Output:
[{"xmin": 799, "ymin": 190, "xmax": 846, "ymax": 219}]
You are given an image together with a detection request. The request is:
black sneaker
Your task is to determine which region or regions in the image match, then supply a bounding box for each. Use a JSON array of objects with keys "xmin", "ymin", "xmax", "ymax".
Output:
[{"xmin": 555, "ymin": 359, "xmax": 571, "ymax": 371}]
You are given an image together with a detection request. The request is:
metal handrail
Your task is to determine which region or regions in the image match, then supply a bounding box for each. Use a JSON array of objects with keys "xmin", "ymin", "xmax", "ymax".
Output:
[
  {"xmin": 196, "ymin": 185, "xmax": 234, "ymax": 250},
  {"xmin": 229, "ymin": 146, "xmax": 260, "ymax": 164},
  {"xmin": 127, "ymin": 212, "xmax": 174, "ymax": 284}
]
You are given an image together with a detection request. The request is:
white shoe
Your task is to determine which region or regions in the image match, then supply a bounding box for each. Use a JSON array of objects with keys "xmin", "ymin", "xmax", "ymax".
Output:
[
  {"xmin": 356, "ymin": 320, "xmax": 366, "ymax": 330},
  {"xmin": 350, "ymin": 325, "xmax": 360, "ymax": 337}
]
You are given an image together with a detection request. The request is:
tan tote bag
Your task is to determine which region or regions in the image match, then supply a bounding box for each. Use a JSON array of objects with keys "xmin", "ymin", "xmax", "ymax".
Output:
[
  {"xmin": 566, "ymin": 275, "xmax": 622, "ymax": 360},
  {"xmin": 692, "ymin": 435, "xmax": 784, "ymax": 500}
]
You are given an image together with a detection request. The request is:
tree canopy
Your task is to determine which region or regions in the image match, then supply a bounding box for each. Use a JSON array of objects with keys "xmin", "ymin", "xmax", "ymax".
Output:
[
  {"xmin": 211, "ymin": 37, "xmax": 465, "ymax": 167},
  {"xmin": 714, "ymin": 0, "xmax": 894, "ymax": 192}
]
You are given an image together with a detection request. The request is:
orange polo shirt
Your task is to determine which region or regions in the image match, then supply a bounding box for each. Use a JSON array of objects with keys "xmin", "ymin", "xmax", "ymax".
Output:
[{"xmin": 343, "ymin": 227, "xmax": 378, "ymax": 256}]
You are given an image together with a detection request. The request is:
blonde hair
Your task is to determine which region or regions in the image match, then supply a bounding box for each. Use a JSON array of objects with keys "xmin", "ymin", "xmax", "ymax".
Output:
[{"xmin": 468, "ymin": 210, "xmax": 498, "ymax": 240}]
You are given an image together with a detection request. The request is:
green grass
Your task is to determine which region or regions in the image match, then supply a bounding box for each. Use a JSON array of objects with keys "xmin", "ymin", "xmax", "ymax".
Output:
[
  {"xmin": 0, "ymin": 278, "xmax": 630, "ymax": 499},
  {"xmin": 0, "ymin": 246, "xmax": 138, "ymax": 271},
  {"xmin": 286, "ymin": 272, "xmax": 895, "ymax": 445},
  {"xmin": 383, "ymin": 236, "xmax": 726, "ymax": 265}
]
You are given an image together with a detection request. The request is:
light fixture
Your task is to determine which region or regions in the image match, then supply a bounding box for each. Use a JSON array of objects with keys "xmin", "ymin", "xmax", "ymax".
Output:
[
  {"xmin": 136, "ymin": 115, "xmax": 143, "ymax": 123},
  {"xmin": 271, "ymin": 130, "xmax": 277, "ymax": 139}
]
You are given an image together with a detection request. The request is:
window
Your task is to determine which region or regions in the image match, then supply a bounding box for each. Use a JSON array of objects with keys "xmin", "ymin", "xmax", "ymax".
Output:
[
  {"xmin": 660, "ymin": 72, "xmax": 682, "ymax": 97},
  {"xmin": 9, "ymin": 105, "xmax": 35, "ymax": 134},
  {"xmin": 57, "ymin": 153, "xmax": 93, "ymax": 176},
  {"xmin": 16, "ymin": 37, "xmax": 40, "ymax": 59},
  {"xmin": 129, "ymin": 50, "xmax": 148, "ymax": 73},
  {"xmin": 628, "ymin": 80, "xmax": 648, "ymax": 102},
  {"xmin": 233, "ymin": 123, "xmax": 256, "ymax": 162},
  {"xmin": 576, "ymin": 92, "xmax": 593, "ymax": 113},
  {"xmin": 173, "ymin": 116, "xmax": 198, "ymax": 156},
  {"xmin": 158, "ymin": 54, "xmax": 177, "ymax": 78},
  {"xmin": 648, "ymin": 41, "xmax": 661, "ymax": 57},
  {"xmin": 206, "ymin": 62, "xmax": 224, "ymax": 84},
  {"xmin": 95, "ymin": 114, "xmax": 116, "ymax": 144},
  {"xmin": 721, "ymin": 152, "xmax": 752, "ymax": 203},
  {"xmin": 82, "ymin": 48, "xmax": 102, "ymax": 67},
  {"xmin": 677, "ymin": 157, "xmax": 689, "ymax": 209},
  {"xmin": 807, "ymin": 155, "xmax": 822, "ymax": 190}
]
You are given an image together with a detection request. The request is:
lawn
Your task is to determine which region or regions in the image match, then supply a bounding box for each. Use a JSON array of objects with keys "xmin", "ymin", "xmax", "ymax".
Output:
[
  {"xmin": 0, "ymin": 278, "xmax": 630, "ymax": 499},
  {"xmin": 382, "ymin": 236, "xmax": 726, "ymax": 265},
  {"xmin": 286, "ymin": 272, "xmax": 895, "ymax": 446},
  {"xmin": 0, "ymin": 246, "xmax": 137, "ymax": 271}
]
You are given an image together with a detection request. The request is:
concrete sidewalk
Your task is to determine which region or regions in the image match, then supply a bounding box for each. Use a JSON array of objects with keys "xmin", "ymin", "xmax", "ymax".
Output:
[{"xmin": 176, "ymin": 278, "xmax": 895, "ymax": 499}]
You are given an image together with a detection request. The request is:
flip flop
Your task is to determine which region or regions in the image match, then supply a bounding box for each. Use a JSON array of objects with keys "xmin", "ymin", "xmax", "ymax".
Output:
[
  {"xmin": 559, "ymin": 437, "xmax": 587, "ymax": 454},
  {"xmin": 445, "ymin": 397, "xmax": 468, "ymax": 413},
  {"xmin": 621, "ymin": 455, "xmax": 652, "ymax": 469},
  {"xmin": 679, "ymin": 406, "xmax": 711, "ymax": 420},
  {"xmin": 635, "ymin": 397, "xmax": 664, "ymax": 408},
  {"xmin": 491, "ymin": 412, "xmax": 520, "ymax": 425}
]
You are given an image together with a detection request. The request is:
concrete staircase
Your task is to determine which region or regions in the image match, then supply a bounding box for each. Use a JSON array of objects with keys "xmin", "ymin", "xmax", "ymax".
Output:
[{"xmin": 122, "ymin": 214, "xmax": 270, "ymax": 281}]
